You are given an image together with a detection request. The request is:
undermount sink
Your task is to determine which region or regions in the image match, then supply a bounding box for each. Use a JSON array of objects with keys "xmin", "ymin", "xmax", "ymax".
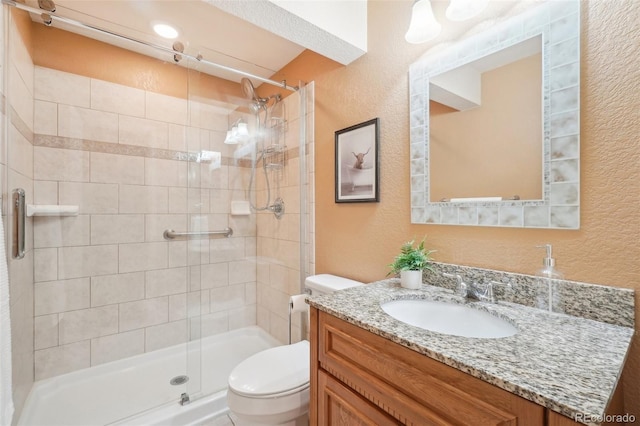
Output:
[{"xmin": 381, "ymin": 299, "xmax": 518, "ymax": 339}]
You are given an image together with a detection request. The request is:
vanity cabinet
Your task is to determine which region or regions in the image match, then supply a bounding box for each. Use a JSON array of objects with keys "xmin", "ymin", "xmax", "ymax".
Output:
[{"xmin": 310, "ymin": 307, "xmax": 544, "ymax": 425}]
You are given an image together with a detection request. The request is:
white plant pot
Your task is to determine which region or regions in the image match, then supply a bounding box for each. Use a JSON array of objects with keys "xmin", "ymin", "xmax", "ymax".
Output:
[{"xmin": 400, "ymin": 270, "xmax": 423, "ymax": 289}]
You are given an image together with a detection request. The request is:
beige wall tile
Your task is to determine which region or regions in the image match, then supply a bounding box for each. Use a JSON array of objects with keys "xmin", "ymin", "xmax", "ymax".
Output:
[
  {"xmin": 34, "ymin": 147, "xmax": 89, "ymax": 182},
  {"xmin": 119, "ymin": 242, "xmax": 168, "ymax": 273},
  {"xmin": 200, "ymin": 164, "xmax": 229, "ymax": 189},
  {"xmin": 188, "ymin": 101, "xmax": 228, "ymax": 131},
  {"xmin": 146, "ymin": 92, "xmax": 187, "ymax": 125},
  {"xmin": 58, "ymin": 105, "xmax": 119, "ymax": 143},
  {"xmin": 91, "ymin": 272, "xmax": 145, "ymax": 307},
  {"xmin": 34, "ymin": 215, "xmax": 90, "ymax": 248},
  {"xmin": 9, "ymin": 125, "xmax": 33, "ymax": 179},
  {"xmin": 168, "ymin": 124, "xmax": 187, "ymax": 151},
  {"xmin": 35, "ymin": 341, "xmax": 90, "ymax": 381},
  {"xmin": 145, "ymin": 320, "xmax": 187, "ymax": 352},
  {"xmin": 145, "ymin": 214, "xmax": 187, "ymax": 242},
  {"xmin": 35, "ymin": 66, "xmax": 90, "ymax": 107},
  {"xmin": 119, "ymin": 185, "xmax": 167, "ymax": 214},
  {"xmin": 168, "ymin": 187, "xmax": 187, "ymax": 214},
  {"xmin": 90, "ymin": 152, "xmax": 144, "ymax": 185},
  {"xmin": 145, "ymin": 267, "xmax": 187, "ymax": 298},
  {"xmin": 229, "ymin": 260, "xmax": 257, "ymax": 284},
  {"xmin": 34, "ymin": 277, "xmax": 90, "ymax": 316},
  {"xmin": 119, "ymin": 296, "xmax": 168, "ymax": 332},
  {"xmin": 34, "ymin": 100, "xmax": 57, "ymax": 135},
  {"xmin": 200, "ymin": 311, "xmax": 229, "ymax": 338},
  {"xmin": 200, "ymin": 262, "xmax": 228, "ymax": 289},
  {"xmin": 90, "ymin": 329, "xmax": 144, "ymax": 366},
  {"xmin": 34, "ymin": 248, "xmax": 57, "ymax": 282},
  {"xmin": 119, "ymin": 115, "xmax": 168, "ymax": 149},
  {"xmin": 168, "ymin": 240, "xmax": 188, "ymax": 268},
  {"xmin": 169, "ymin": 293, "xmax": 187, "ymax": 321},
  {"xmin": 91, "ymin": 79, "xmax": 145, "ymax": 117},
  {"xmin": 90, "ymin": 214, "xmax": 144, "ymax": 245},
  {"xmin": 209, "ymin": 237, "xmax": 245, "ymax": 263},
  {"xmin": 145, "ymin": 158, "xmax": 187, "ymax": 187},
  {"xmin": 59, "ymin": 182, "xmax": 119, "ymax": 214},
  {"xmin": 209, "ymin": 189, "xmax": 230, "ymax": 214},
  {"xmin": 34, "ymin": 314, "xmax": 59, "ymax": 350},
  {"xmin": 58, "ymin": 245, "xmax": 118, "ymax": 279},
  {"xmin": 34, "ymin": 180, "xmax": 58, "ymax": 205},
  {"xmin": 228, "ymin": 306, "xmax": 256, "ymax": 330},
  {"xmin": 210, "ymin": 284, "xmax": 245, "ymax": 312},
  {"xmin": 10, "ymin": 65, "xmax": 34, "ymax": 130},
  {"xmin": 59, "ymin": 305, "xmax": 118, "ymax": 344}
]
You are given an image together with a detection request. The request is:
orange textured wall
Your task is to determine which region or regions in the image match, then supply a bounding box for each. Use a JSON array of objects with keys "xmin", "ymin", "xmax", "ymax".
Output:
[
  {"xmin": 31, "ymin": 24, "xmax": 241, "ymax": 102},
  {"xmin": 278, "ymin": 0, "xmax": 639, "ymax": 416}
]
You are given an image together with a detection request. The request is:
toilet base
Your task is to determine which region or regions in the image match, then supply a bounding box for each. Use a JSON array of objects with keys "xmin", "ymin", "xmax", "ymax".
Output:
[
  {"xmin": 227, "ymin": 387, "xmax": 309, "ymax": 426},
  {"xmin": 233, "ymin": 412, "xmax": 308, "ymax": 426}
]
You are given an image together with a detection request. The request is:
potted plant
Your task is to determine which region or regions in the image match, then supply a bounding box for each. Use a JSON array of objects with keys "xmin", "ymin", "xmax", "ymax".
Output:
[{"xmin": 388, "ymin": 238, "xmax": 435, "ymax": 289}]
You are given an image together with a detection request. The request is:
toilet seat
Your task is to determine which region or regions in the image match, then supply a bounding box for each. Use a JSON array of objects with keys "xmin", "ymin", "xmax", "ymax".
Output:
[{"xmin": 228, "ymin": 340, "xmax": 310, "ymax": 398}]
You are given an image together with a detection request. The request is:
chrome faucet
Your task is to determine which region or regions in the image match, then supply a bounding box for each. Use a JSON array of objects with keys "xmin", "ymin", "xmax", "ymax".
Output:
[
  {"xmin": 443, "ymin": 273, "xmax": 507, "ymax": 303},
  {"xmin": 442, "ymin": 273, "xmax": 468, "ymax": 298}
]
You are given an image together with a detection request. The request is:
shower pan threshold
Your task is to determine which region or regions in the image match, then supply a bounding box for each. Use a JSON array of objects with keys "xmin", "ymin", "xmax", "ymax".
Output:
[{"xmin": 18, "ymin": 326, "xmax": 280, "ymax": 426}]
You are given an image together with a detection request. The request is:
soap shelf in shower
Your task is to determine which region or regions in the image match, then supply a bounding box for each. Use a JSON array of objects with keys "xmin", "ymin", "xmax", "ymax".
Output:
[{"xmin": 27, "ymin": 204, "xmax": 79, "ymax": 217}]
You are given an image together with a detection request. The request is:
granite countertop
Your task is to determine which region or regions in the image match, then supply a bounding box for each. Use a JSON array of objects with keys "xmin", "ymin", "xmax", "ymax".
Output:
[{"xmin": 307, "ymin": 279, "xmax": 635, "ymax": 426}]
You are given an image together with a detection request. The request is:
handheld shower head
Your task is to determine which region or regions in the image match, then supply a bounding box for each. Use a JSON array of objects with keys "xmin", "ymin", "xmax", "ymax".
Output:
[{"xmin": 241, "ymin": 78, "xmax": 260, "ymax": 102}]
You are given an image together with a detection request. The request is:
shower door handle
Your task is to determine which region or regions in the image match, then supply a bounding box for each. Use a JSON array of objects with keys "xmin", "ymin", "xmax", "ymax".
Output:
[{"xmin": 12, "ymin": 188, "xmax": 25, "ymax": 259}]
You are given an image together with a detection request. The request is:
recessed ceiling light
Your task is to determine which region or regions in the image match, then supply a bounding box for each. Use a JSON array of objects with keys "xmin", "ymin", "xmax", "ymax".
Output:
[{"xmin": 153, "ymin": 23, "xmax": 178, "ymax": 39}]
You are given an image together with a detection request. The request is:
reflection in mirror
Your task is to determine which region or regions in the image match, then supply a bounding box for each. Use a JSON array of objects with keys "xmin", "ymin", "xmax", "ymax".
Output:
[
  {"xmin": 430, "ymin": 36, "xmax": 542, "ymax": 202},
  {"xmin": 409, "ymin": 0, "xmax": 580, "ymax": 229}
]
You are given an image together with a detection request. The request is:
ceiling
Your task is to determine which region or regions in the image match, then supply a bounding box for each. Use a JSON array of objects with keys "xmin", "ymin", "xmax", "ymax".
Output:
[{"xmin": 23, "ymin": 0, "xmax": 309, "ymax": 84}]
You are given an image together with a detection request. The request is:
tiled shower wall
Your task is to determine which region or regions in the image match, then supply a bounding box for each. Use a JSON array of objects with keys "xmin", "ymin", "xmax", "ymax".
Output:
[
  {"xmin": 4, "ymin": 9, "xmax": 36, "ymax": 421},
  {"xmin": 30, "ymin": 66, "xmax": 258, "ymax": 381},
  {"xmin": 256, "ymin": 84, "xmax": 315, "ymax": 344}
]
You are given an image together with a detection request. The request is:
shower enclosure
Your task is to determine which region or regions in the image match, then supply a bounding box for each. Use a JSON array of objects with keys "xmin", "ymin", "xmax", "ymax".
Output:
[{"xmin": 1, "ymin": 2, "xmax": 315, "ymax": 424}]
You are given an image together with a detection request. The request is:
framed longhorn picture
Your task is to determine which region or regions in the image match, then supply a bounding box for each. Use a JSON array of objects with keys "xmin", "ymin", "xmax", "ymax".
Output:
[{"xmin": 335, "ymin": 118, "xmax": 380, "ymax": 203}]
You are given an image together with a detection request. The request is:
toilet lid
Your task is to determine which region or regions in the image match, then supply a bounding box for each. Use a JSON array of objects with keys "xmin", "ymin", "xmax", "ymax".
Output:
[{"xmin": 228, "ymin": 340, "xmax": 310, "ymax": 397}]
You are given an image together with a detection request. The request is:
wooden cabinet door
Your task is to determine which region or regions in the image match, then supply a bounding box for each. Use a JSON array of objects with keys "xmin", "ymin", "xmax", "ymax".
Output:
[{"xmin": 317, "ymin": 370, "xmax": 401, "ymax": 426}]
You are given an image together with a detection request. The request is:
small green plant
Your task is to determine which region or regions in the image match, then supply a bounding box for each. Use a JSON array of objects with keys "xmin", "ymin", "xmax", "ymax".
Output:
[{"xmin": 387, "ymin": 238, "xmax": 435, "ymax": 276}]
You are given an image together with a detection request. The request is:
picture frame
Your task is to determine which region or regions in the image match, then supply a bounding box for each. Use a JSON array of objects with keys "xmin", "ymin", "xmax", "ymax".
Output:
[{"xmin": 335, "ymin": 118, "xmax": 380, "ymax": 203}]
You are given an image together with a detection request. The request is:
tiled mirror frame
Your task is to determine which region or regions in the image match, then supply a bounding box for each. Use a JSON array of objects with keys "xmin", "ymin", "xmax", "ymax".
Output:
[{"xmin": 409, "ymin": 1, "xmax": 580, "ymax": 229}]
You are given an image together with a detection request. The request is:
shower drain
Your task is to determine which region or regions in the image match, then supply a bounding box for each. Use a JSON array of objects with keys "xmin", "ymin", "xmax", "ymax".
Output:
[{"xmin": 170, "ymin": 375, "xmax": 189, "ymax": 386}]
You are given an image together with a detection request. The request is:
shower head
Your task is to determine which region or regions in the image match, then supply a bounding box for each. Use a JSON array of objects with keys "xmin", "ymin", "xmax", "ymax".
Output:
[{"xmin": 241, "ymin": 78, "xmax": 259, "ymax": 102}]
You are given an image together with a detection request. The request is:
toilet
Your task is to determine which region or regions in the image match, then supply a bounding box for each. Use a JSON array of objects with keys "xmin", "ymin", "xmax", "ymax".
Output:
[{"xmin": 227, "ymin": 274, "xmax": 364, "ymax": 426}]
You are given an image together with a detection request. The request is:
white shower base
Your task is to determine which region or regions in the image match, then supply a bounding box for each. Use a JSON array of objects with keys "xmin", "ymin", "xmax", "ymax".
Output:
[{"xmin": 18, "ymin": 326, "xmax": 280, "ymax": 426}]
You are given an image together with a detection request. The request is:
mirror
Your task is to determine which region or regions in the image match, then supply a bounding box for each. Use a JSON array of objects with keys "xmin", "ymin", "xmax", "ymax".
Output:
[{"xmin": 409, "ymin": 0, "xmax": 580, "ymax": 229}]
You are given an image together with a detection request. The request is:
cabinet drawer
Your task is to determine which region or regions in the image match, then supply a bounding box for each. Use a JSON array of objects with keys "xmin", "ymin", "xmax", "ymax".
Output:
[{"xmin": 318, "ymin": 311, "xmax": 543, "ymax": 425}]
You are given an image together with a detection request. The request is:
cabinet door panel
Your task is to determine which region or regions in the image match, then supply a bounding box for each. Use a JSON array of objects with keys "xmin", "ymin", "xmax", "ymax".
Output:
[{"xmin": 318, "ymin": 370, "xmax": 401, "ymax": 426}]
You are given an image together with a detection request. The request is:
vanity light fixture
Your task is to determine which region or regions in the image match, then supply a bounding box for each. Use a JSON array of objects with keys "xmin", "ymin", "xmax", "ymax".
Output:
[
  {"xmin": 153, "ymin": 22, "xmax": 179, "ymax": 39},
  {"xmin": 406, "ymin": 0, "xmax": 490, "ymax": 44},
  {"xmin": 446, "ymin": 0, "xmax": 489, "ymax": 21},
  {"xmin": 224, "ymin": 119, "xmax": 249, "ymax": 145},
  {"xmin": 405, "ymin": 0, "xmax": 442, "ymax": 44}
]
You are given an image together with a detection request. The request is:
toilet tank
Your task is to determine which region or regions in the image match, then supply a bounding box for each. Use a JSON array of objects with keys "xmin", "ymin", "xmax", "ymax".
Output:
[{"xmin": 305, "ymin": 274, "xmax": 364, "ymax": 296}]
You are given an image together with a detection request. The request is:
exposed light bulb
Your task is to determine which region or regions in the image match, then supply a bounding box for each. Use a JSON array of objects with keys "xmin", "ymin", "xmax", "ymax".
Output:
[
  {"xmin": 405, "ymin": 0, "xmax": 442, "ymax": 44},
  {"xmin": 446, "ymin": 0, "xmax": 489, "ymax": 22}
]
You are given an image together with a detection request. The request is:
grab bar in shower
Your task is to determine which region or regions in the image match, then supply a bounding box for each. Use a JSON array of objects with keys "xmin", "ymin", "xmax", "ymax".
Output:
[
  {"xmin": 163, "ymin": 228, "xmax": 233, "ymax": 240},
  {"xmin": 12, "ymin": 188, "xmax": 25, "ymax": 259}
]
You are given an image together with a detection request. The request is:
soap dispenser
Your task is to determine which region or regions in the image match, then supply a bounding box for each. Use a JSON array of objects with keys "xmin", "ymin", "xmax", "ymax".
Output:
[{"xmin": 536, "ymin": 244, "xmax": 563, "ymax": 312}]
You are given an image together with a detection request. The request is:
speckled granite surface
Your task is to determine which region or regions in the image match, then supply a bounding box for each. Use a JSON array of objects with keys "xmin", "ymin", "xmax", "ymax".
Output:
[{"xmin": 308, "ymin": 280, "xmax": 635, "ymax": 426}]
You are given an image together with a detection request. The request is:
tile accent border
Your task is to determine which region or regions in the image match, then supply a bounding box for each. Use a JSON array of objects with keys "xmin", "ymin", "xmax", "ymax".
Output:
[
  {"xmin": 35, "ymin": 134, "xmax": 302, "ymax": 168},
  {"xmin": 409, "ymin": 0, "xmax": 580, "ymax": 229}
]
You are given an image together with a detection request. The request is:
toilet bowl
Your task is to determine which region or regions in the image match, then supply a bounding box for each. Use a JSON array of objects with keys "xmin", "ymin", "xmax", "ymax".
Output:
[{"xmin": 226, "ymin": 274, "xmax": 363, "ymax": 426}]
